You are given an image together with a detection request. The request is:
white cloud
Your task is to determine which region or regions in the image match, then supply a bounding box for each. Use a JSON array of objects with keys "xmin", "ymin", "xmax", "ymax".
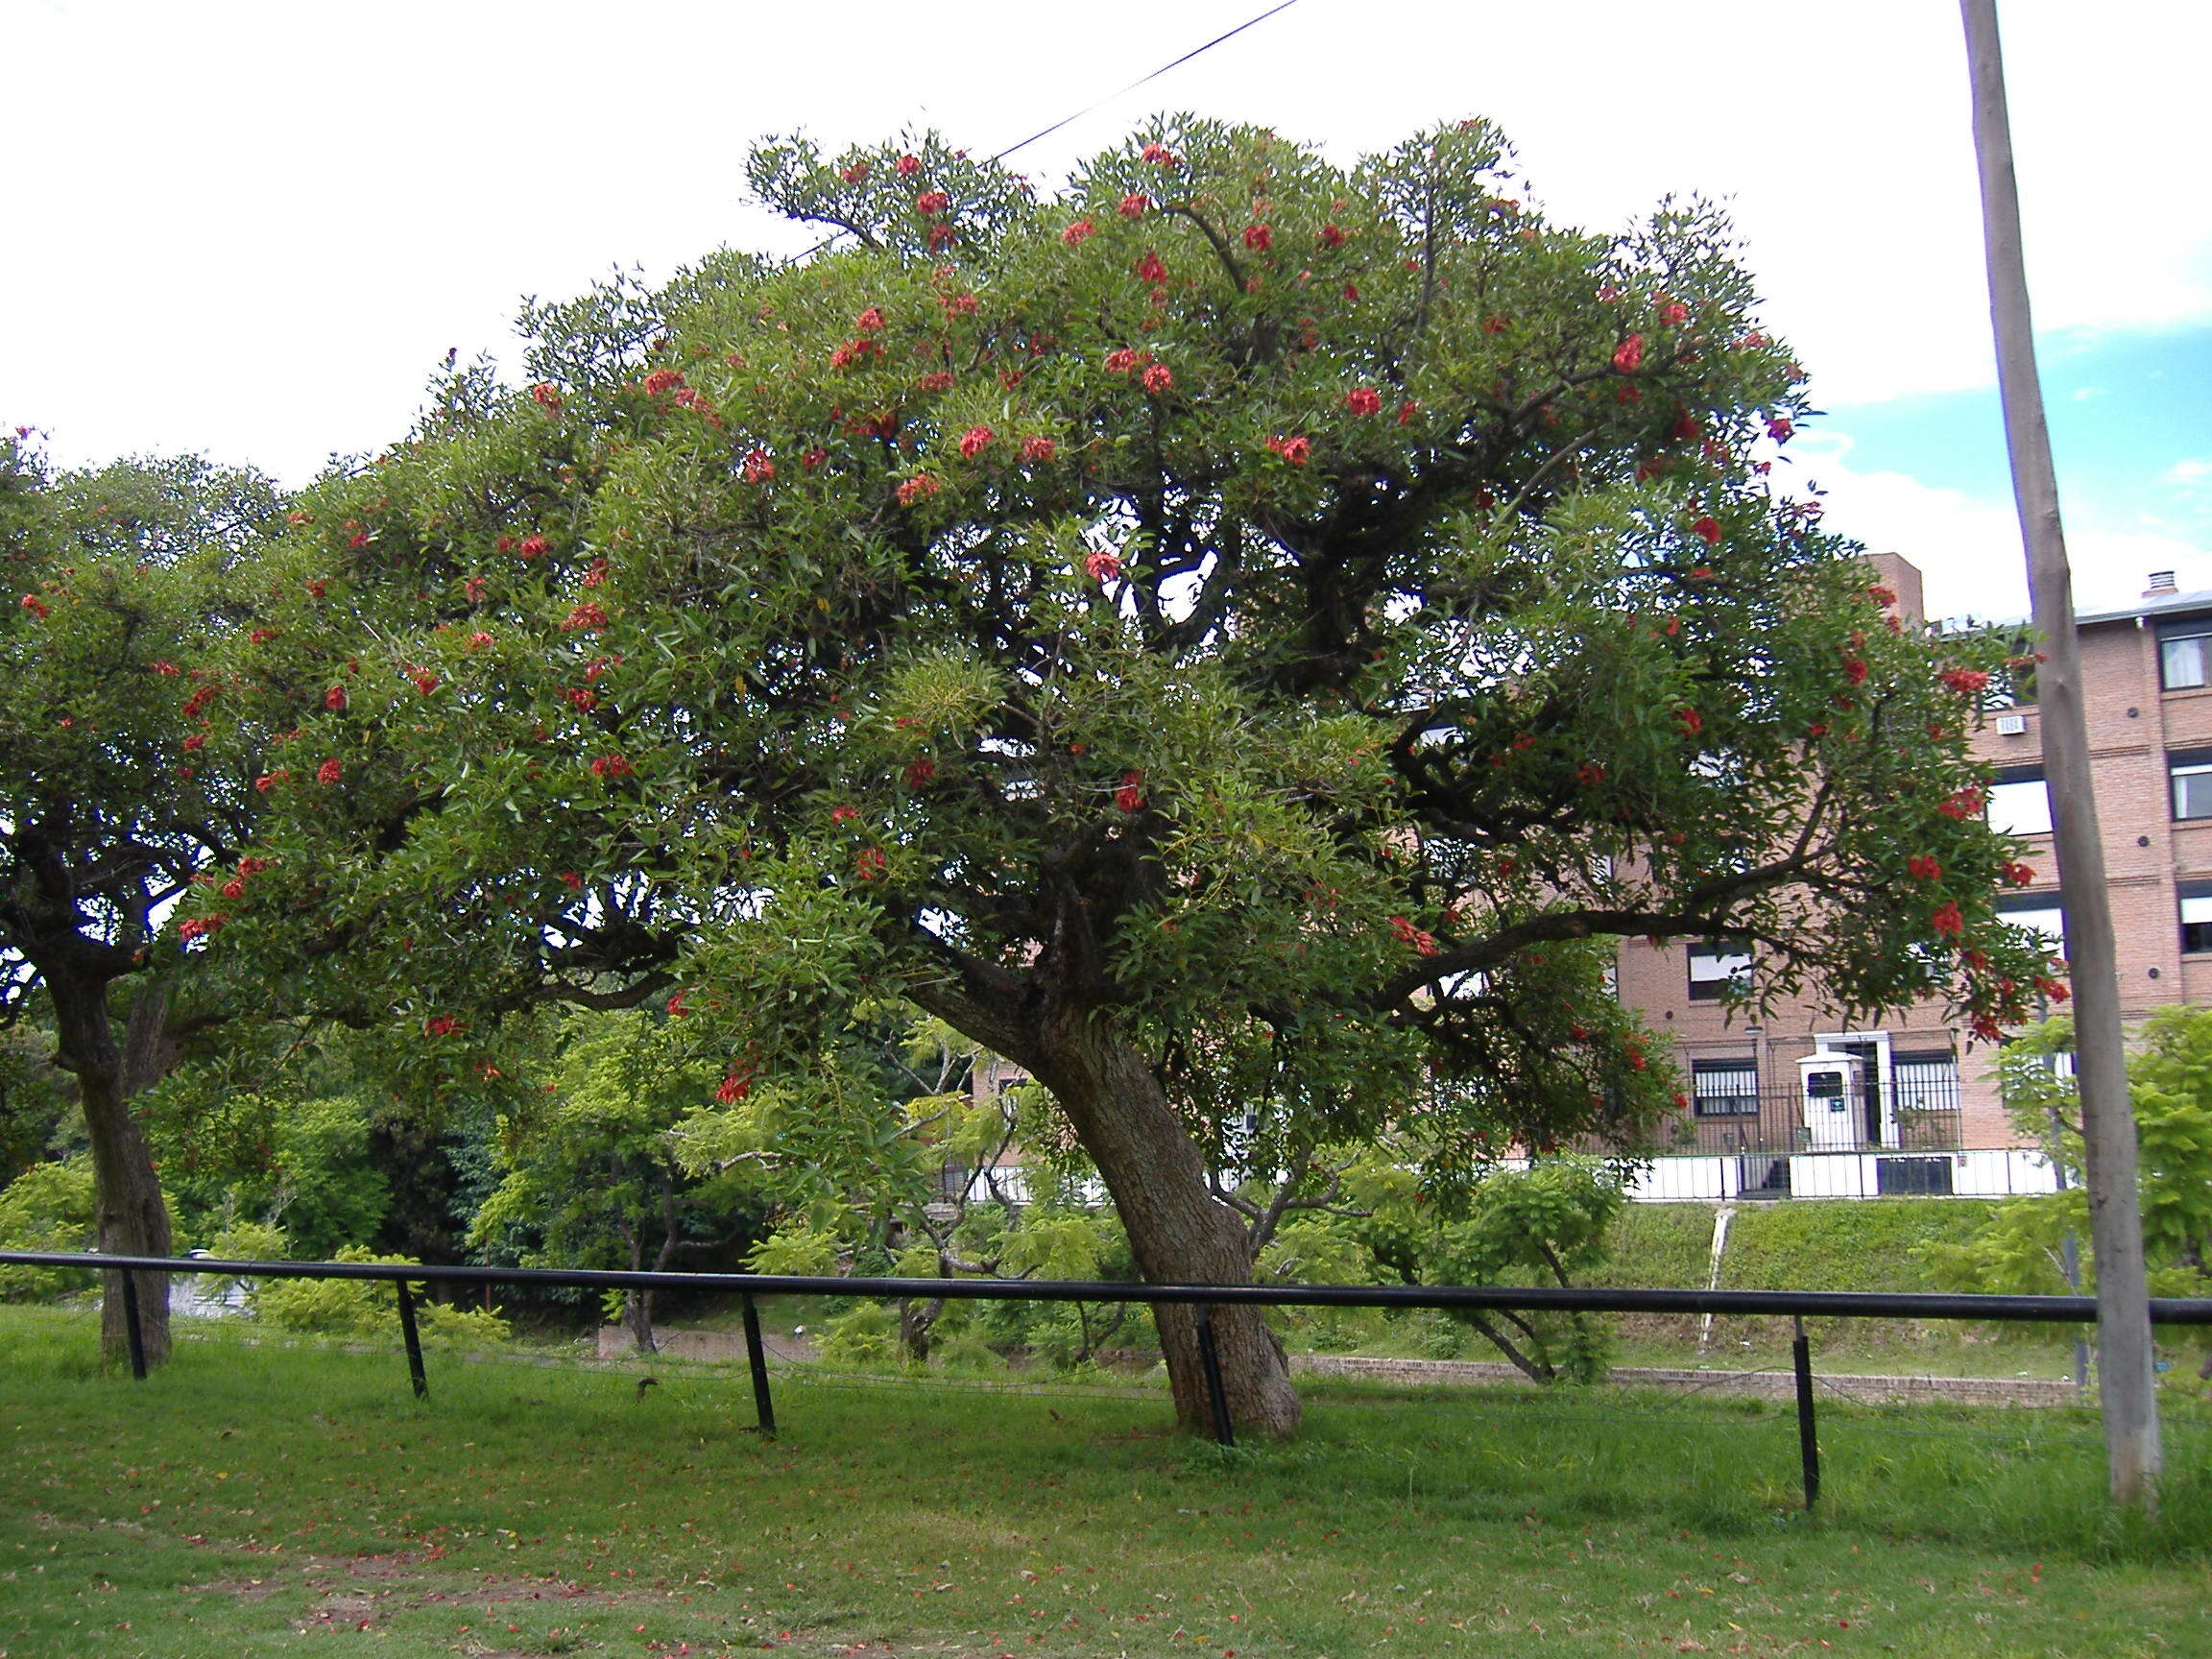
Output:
[
  {"xmin": 3, "ymin": 0, "xmax": 2206, "ymax": 481},
  {"xmin": 1791, "ymin": 448, "xmax": 2212, "ymax": 624}
]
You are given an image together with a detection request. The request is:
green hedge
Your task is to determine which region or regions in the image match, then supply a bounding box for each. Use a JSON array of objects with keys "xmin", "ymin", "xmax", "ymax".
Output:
[
  {"xmin": 1715, "ymin": 1197, "xmax": 1999, "ymax": 1294},
  {"xmin": 1576, "ymin": 1199, "xmax": 2003, "ymax": 1293}
]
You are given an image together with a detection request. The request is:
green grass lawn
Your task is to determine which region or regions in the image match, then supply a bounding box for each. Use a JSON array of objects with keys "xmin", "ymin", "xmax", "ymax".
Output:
[{"xmin": 5, "ymin": 1305, "xmax": 2209, "ymax": 1658}]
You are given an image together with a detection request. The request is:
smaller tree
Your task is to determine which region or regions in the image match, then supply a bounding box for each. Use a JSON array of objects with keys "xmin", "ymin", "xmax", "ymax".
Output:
[
  {"xmin": 1264, "ymin": 1153, "xmax": 1630, "ymax": 1382},
  {"xmin": 1925, "ymin": 1011, "xmax": 2212, "ymax": 1372},
  {"xmin": 0, "ymin": 436, "xmax": 284, "ymax": 1363},
  {"xmin": 469, "ymin": 1008, "xmax": 766, "ymax": 1352}
]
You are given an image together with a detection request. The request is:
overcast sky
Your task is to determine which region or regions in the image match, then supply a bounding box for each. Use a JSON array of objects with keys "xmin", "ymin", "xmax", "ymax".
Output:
[{"xmin": 7, "ymin": 0, "xmax": 2206, "ymax": 620}]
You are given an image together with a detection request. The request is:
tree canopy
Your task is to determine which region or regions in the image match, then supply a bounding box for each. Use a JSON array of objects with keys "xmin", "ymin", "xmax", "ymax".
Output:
[{"xmin": 196, "ymin": 118, "xmax": 2056, "ymax": 1432}]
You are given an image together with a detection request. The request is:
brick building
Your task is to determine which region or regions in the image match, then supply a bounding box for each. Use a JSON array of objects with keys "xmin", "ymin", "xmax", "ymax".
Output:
[{"xmin": 1623, "ymin": 561, "xmax": 2212, "ymax": 1200}]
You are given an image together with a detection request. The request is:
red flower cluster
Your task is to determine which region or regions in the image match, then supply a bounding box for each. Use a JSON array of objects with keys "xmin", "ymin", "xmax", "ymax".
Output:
[
  {"xmin": 916, "ymin": 190, "xmax": 950, "ymax": 216},
  {"xmin": 324, "ymin": 685, "xmax": 347, "ymax": 712},
  {"xmin": 1675, "ymin": 708, "xmax": 1703, "ymax": 734},
  {"xmin": 905, "ymin": 757, "xmax": 937, "ymax": 790},
  {"xmin": 1062, "ymin": 218, "xmax": 1097, "ymax": 246},
  {"xmin": 2003, "ymin": 861, "xmax": 2037, "ymax": 886},
  {"xmin": 1611, "ymin": 335, "xmax": 1644, "ymax": 373},
  {"xmin": 715, "ymin": 1072, "xmax": 752, "ymax": 1104},
  {"xmin": 465, "ymin": 576, "xmax": 488, "ymax": 603},
  {"xmin": 20, "ymin": 593, "xmax": 49, "ymax": 618},
  {"xmin": 424, "ymin": 1016, "xmax": 467, "ymax": 1037},
  {"xmin": 411, "ymin": 672, "xmax": 440, "ymax": 695},
  {"xmin": 182, "ymin": 733, "xmax": 205, "ymax": 753},
  {"xmin": 179, "ymin": 915, "xmax": 225, "ymax": 941},
  {"xmin": 1242, "ymin": 223, "xmax": 1272, "ymax": 252},
  {"xmin": 254, "ymin": 771, "xmax": 288, "ymax": 793},
  {"xmin": 589, "ymin": 753, "xmax": 635, "ymax": 780},
  {"xmin": 1691, "ymin": 517, "xmax": 1721, "ymax": 545},
  {"xmin": 518, "ymin": 535, "xmax": 550, "ymax": 560},
  {"xmin": 1767, "ymin": 415, "xmax": 1793, "ymax": 443},
  {"xmin": 1937, "ymin": 785, "xmax": 1985, "ymax": 821},
  {"xmin": 530, "ymin": 381, "xmax": 562, "ymax": 412},
  {"xmin": 1318, "ymin": 223, "xmax": 1346, "ymax": 250},
  {"xmin": 1931, "ymin": 901, "xmax": 1965, "ymax": 938},
  {"xmin": 855, "ymin": 306, "xmax": 885, "ymax": 333},
  {"xmin": 1135, "ymin": 251, "xmax": 1166, "ymax": 283},
  {"xmin": 1104, "ymin": 348, "xmax": 1140, "ymax": 374},
  {"xmin": 855, "ymin": 846, "xmax": 887, "ymax": 881},
  {"xmin": 1397, "ymin": 399, "xmax": 1419, "ymax": 425},
  {"xmin": 1118, "ymin": 193, "xmax": 1148, "ymax": 218},
  {"xmin": 1265, "ymin": 434, "xmax": 1312, "ymax": 467},
  {"xmin": 1140, "ymin": 142, "xmax": 1177, "ymax": 167},
  {"xmin": 316, "ymin": 757, "xmax": 342, "ymax": 785},
  {"xmin": 896, "ymin": 154, "xmax": 922, "ymax": 177},
  {"xmin": 642, "ymin": 369, "xmax": 684, "ymax": 397},
  {"xmin": 1141, "ymin": 363, "xmax": 1172, "ymax": 395},
  {"xmin": 468, "ymin": 631, "xmax": 493, "ymax": 650},
  {"xmin": 1115, "ymin": 770, "xmax": 1145, "ymax": 812},
  {"xmin": 1656, "ymin": 299, "xmax": 1691, "ymax": 325},
  {"xmin": 1842, "ymin": 658, "xmax": 1868, "ymax": 685},
  {"xmin": 1576, "ymin": 762, "xmax": 1604, "ymax": 786},
  {"xmin": 1084, "ymin": 548, "xmax": 1121, "ymax": 582},
  {"xmin": 916, "ymin": 370, "xmax": 954, "ymax": 392},
  {"xmin": 1939, "ymin": 667, "xmax": 1990, "ymax": 694},
  {"xmin": 1020, "ymin": 436, "xmax": 1056, "ymax": 464},
  {"xmin": 830, "ymin": 804, "xmax": 859, "ymax": 825},
  {"xmin": 1867, "ymin": 585, "xmax": 1899, "ymax": 608},
  {"xmin": 561, "ymin": 871, "xmax": 584, "ymax": 890},
  {"xmin": 958, "ymin": 424, "xmax": 995, "ymax": 458},
  {"xmin": 1388, "ymin": 915, "xmax": 1441, "ymax": 956},
  {"xmin": 742, "ymin": 449, "xmax": 776, "ymax": 484},
  {"xmin": 896, "ymin": 474, "xmax": 940, "ymax": 506},
  {"xmin": 1907, "ymin": 854, "xmax": 1942, "ymax": 880},
  {"xmin": 564, "ymin": 686, "xmax": 596, "ymax": 710},
  {"xmin": 1345, "ymin": 388, "xmax": 1382, "ymax": 417},
  {"xmin": 841, "ymin": 160, "xmax": 871, "ymax": 184}
]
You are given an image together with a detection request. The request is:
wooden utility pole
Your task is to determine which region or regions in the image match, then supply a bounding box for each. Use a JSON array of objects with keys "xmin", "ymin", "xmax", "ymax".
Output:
[{"xmin": 1959, "ymin": 0, "xmax": 2160, "ymax": 1505}]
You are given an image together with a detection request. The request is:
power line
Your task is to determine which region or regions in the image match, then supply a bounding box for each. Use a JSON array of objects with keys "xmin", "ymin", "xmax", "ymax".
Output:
[
  {"xmin": 987, "ymin": 0, "xmax": 1306, "ymax": 165},
  {"xmin": 788, "ymin": 0, "xmax": 1306, "ymax": 262}
]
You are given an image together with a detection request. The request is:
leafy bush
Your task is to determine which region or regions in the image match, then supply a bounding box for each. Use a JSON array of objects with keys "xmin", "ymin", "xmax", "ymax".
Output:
[
  {"xmin": 249, "ymin": 1247, "xmax": 509, "ymax": 1345},
  {"xmin": 814, "ymin": 1301, "xmax": 897, "ymax": 1366},
  {"xmin": 0, "ymin": 1161, "xmax": 95, "ymax": 1300}
]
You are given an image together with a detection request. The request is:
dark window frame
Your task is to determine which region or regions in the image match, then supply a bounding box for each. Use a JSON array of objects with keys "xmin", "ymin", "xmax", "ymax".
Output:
[
  {"xmin": 2157, "ymin": 616, "xmax": 2212, "ymax": 692},
  {"xmin": 1690, "ymin": 1058, "xmax": 1761, "ymax": 1118},
  {"xmin": 1685, "ymin": 939, "xmax": 1753, "ymax": 1002},
  {"xmin": 2181, "ymin": 878, "xmax": 2212, "ymax": 955}
]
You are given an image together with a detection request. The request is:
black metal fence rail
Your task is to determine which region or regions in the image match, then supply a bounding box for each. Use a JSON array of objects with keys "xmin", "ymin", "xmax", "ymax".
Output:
[{"xmin": 12, "ymin": 1249, "xmax": 2212, "ymax": 1510}]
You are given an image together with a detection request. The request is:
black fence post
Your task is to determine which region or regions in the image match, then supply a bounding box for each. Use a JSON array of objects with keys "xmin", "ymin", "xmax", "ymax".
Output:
[
  {"xmin": 740, "ymin": 1293, "xmax": 776, "ymax": 1438},
  {"xmin": 118, "ymin": 1268, "xmax": 148, "ymax": 1381},
  {"xmin": 395, "ymin": 1281, "xmax": 428, "ymax": 1400},
  {"xmin": 1791, "ymin": 1312, "xmax": 1819, "ymax": 1509},
  {"xmin": 1193, "ymin": 1304, "xmax": 1235, "ymax": 1448}
]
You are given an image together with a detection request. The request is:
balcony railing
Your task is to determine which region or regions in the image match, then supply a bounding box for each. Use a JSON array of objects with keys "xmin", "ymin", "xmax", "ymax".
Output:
[{"xmin": 1649, "ymin": 1087, "xmax": 1964, "ymax": 1160}]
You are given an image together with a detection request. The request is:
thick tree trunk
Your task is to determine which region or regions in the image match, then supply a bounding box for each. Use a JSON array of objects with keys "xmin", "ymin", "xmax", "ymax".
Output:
[
  {"xmin": 1027, "ymin": 1016, "xmax": 1301, "ymax": 1438},
  {"xmin": 48, "ymin": 969, "xmax": 173, "ymax": 1367}
]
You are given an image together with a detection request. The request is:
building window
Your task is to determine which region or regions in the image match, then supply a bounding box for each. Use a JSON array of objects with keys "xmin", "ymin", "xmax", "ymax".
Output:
[
  {"xmin": 1997, "ymin": 892, "xmax": 2066, "ymax": 950},
  {"xmin": 2159, "ymin": 618, "xmax": 2212, "ymax": 691},
  {"xmin": 1987, "ymin": 769, "xmax": 2053, "ymax": 836},
  {"xmin": 1891, "ymin": 1049, "xmax": 1961, "ymax": 1114},
  {"xmin": 2181, "ymin": 881, "xmax": 2212, "ymax": 954},
  {"xmin": 1692, "ymin": 1059, "xmax": 1760, "ymax": 1116},
  {"xmin": 1686, "ymin": 939, "xmax": 1752, "ymax": 1001},
  {"xmin": 2174, "ymin": 749, "xmax": 2212, "ymax": 820}
]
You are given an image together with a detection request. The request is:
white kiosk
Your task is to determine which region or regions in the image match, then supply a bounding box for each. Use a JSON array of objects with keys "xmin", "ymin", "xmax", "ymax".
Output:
[{"xmin": 1798, "ymin": 1052, "xmax": 1864, "ymax": 1152}]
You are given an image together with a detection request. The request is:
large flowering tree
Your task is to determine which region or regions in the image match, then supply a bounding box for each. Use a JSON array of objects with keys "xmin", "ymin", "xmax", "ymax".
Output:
[
  {"xmin": 0, "ymin": 437, "xmax": 284, "ymax": 1364},
  {"xmin": 203, "ymin": 120, "xmax": 2053, "ymax": 1434}
]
